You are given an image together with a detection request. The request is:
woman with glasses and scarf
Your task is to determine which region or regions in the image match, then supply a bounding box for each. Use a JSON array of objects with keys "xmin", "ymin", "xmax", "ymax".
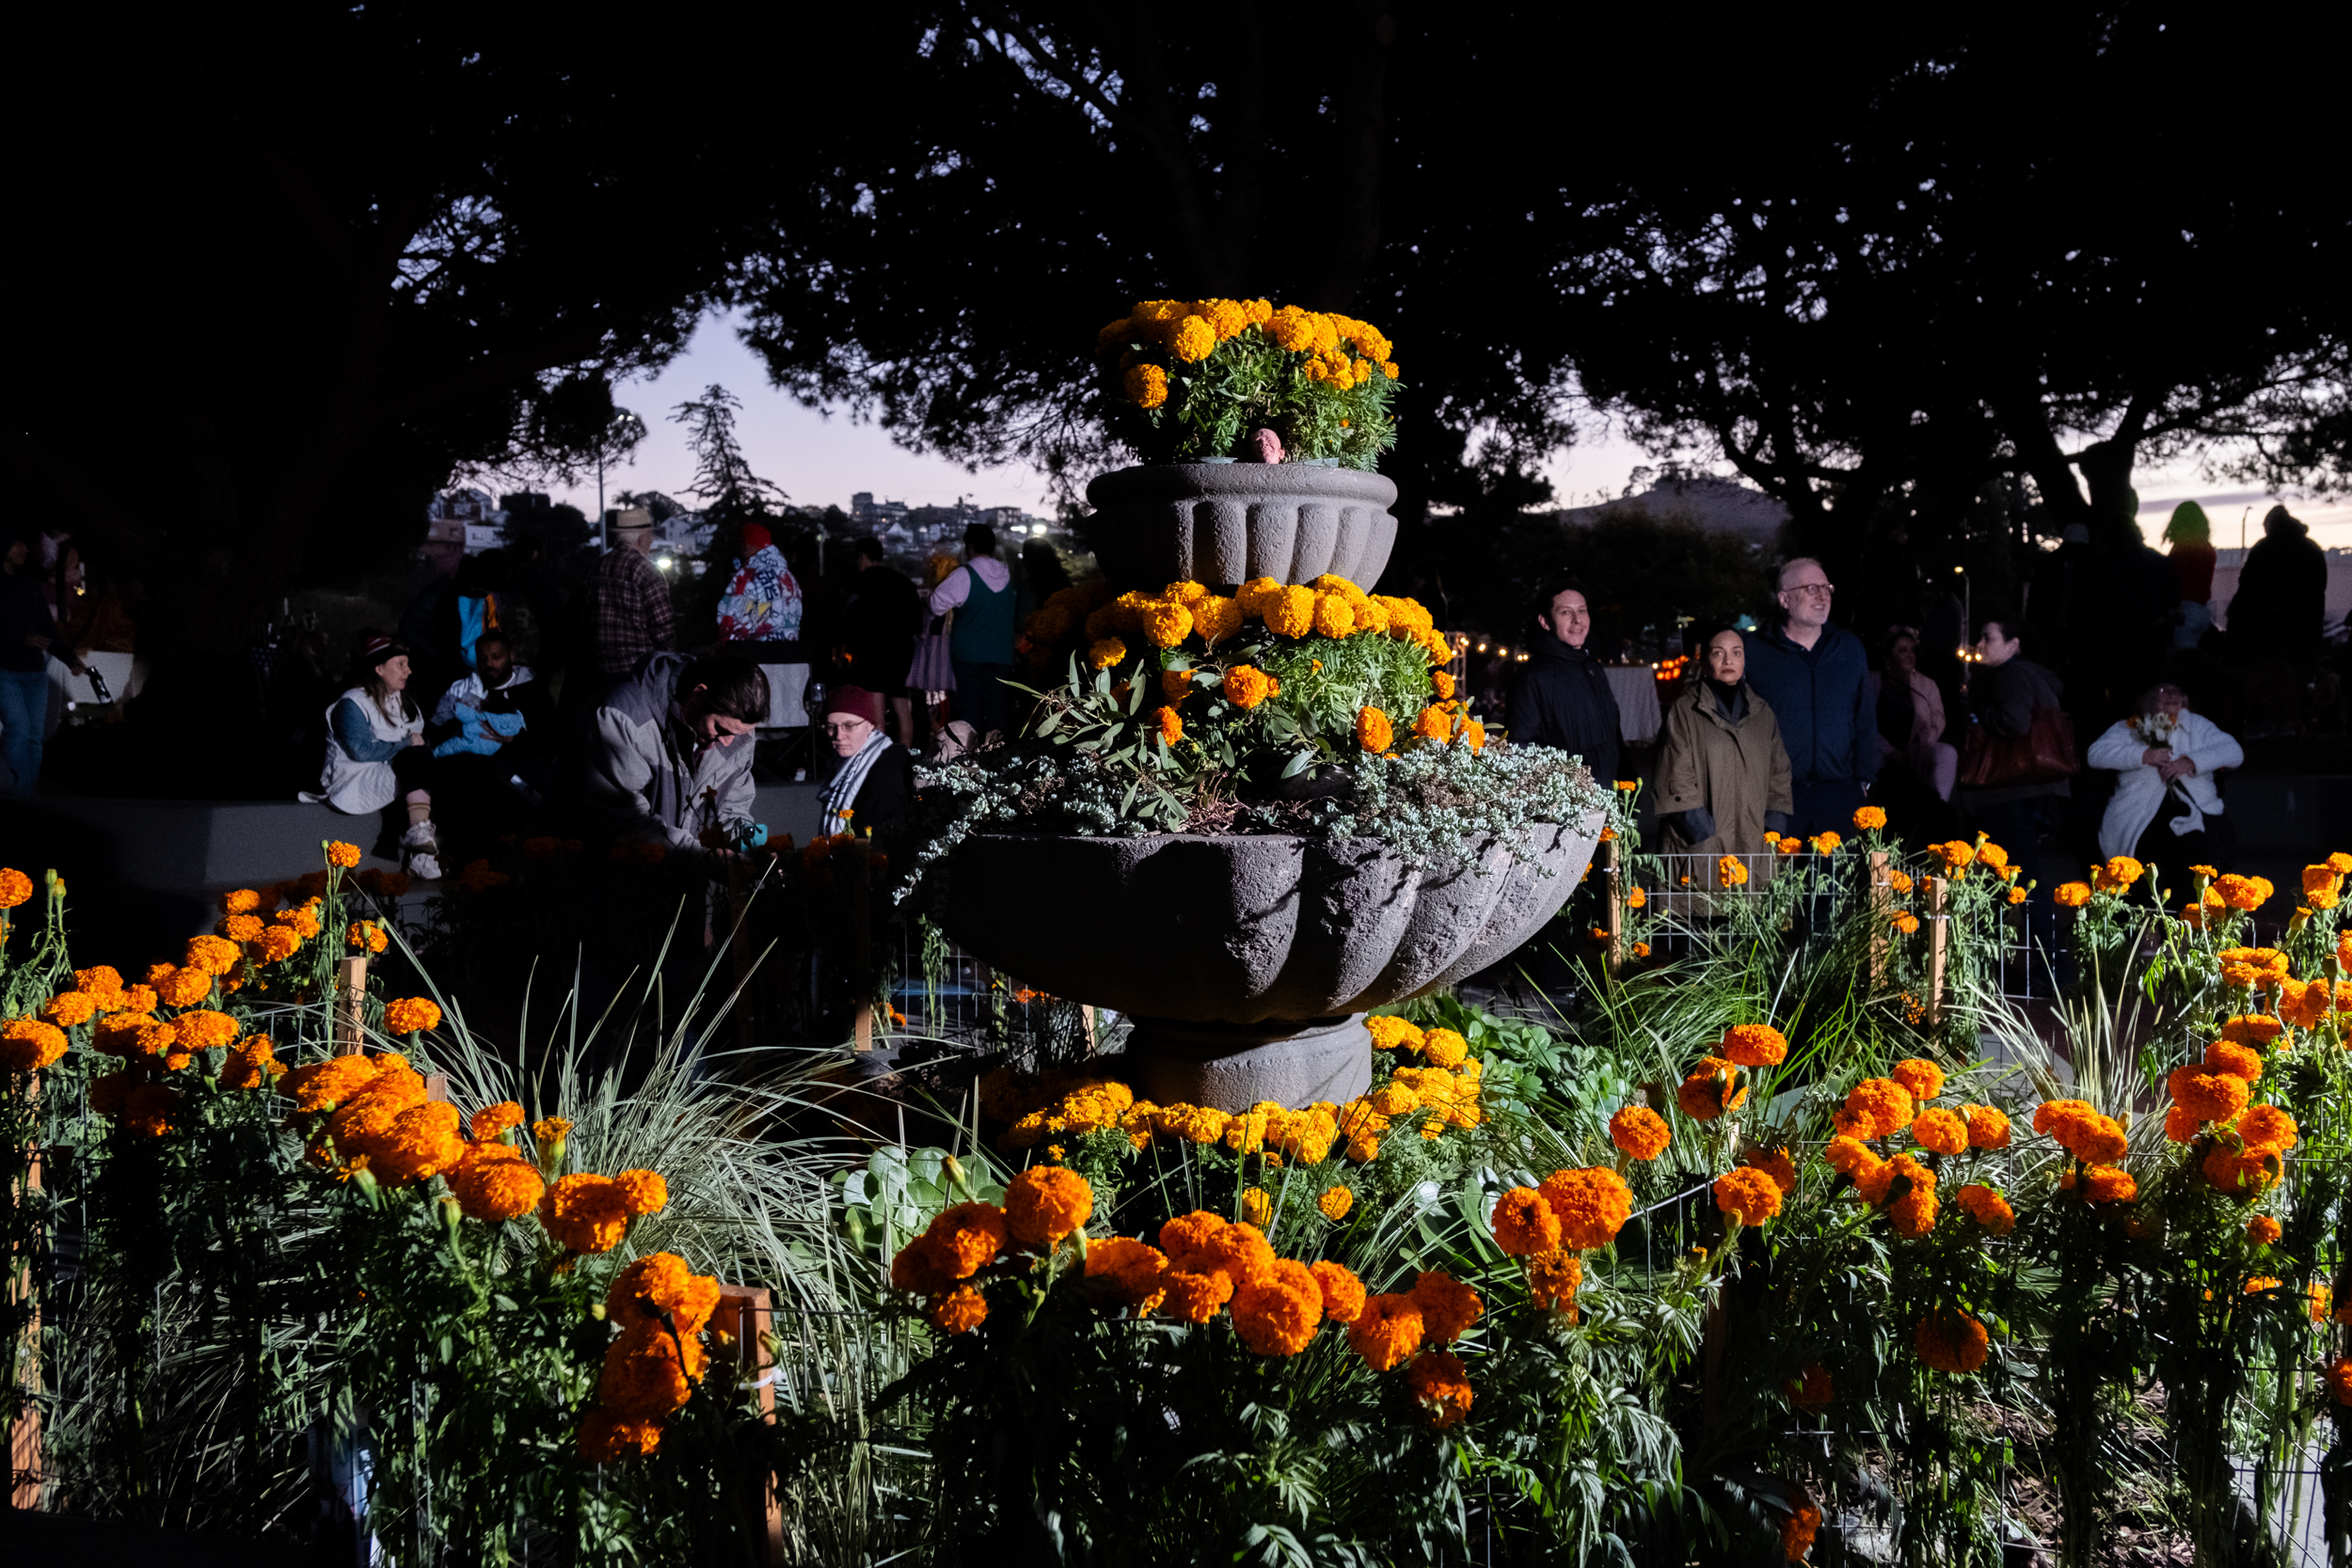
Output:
[{"xmin": 818, "ymin": 686, "xmax": 915, "ymax": 838}]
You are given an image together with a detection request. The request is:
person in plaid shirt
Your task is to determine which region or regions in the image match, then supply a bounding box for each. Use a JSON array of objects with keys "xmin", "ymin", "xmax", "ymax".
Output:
[{"xmin": 590, "ymin": 511, "xmax": 675, "ymax": 685}]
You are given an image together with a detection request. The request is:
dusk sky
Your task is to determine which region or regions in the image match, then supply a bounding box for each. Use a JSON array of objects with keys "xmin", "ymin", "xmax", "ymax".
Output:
[{"xmin": 545, "ymin": 310, "xmax": 2352, "ymax": 551}]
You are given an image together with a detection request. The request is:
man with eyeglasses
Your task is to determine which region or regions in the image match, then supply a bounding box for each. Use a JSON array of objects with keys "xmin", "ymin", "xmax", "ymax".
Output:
[{"xmin": 1741, "ymin": 558, "xmax": 1876, "ymax": 837}]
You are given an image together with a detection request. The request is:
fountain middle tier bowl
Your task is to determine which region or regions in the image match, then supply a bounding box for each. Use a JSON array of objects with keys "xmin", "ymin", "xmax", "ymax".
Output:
[{"xmin": 940, "ymin": 821, "xmax": 1597, "ymax": 1109}]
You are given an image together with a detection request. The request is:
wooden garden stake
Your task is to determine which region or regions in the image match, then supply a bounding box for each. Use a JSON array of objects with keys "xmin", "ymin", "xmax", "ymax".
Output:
[
  {"xmin": 1925, "ymin": 875, "xmax": 1950, "ymax": 1025},
  {"xmin": 714, "ymin": 1285, "xmax": 785, "ymax": 1562},
  {"xmin": 333, "ymin": 955, "xmax": 369, "ymax": 1053},
  {"xmin": 1603, "ymin": 836, "xmax": 1625, "ymax": 975},
  {"xmin": 1867, "ymin": 851, "xmax": 1892, "ymax": 985}
]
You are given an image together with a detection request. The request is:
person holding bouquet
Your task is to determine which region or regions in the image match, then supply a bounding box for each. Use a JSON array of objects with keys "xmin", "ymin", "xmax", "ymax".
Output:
[{"xmin": 2086, "ymin": 681, "xmax": 2241, "ymax": 867}]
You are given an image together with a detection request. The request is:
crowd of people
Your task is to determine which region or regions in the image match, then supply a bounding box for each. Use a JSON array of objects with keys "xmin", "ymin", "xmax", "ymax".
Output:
[
  {"xmin": 291, "ymin": 511, "xmax": 1062, "ymax": 882},
  {"xmin": 1502, "ymin": 519, "xmax": 2335, "ymax": 908}
]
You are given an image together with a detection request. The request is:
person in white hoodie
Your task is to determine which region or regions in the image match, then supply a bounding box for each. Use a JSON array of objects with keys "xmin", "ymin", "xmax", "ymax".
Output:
[{"xmin": 2086, "ymin": 682, "xmax": 2242, "ymax": 867}]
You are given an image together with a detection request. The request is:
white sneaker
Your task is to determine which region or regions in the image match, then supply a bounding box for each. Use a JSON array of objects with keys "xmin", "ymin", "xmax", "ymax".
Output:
[
  {"xmin": 400, "ymin": 820, "xmax": 439, "ymax": 851},
  {"xmin": 409, "ymin": 851, "xmax": 442, "ymax": 880}
]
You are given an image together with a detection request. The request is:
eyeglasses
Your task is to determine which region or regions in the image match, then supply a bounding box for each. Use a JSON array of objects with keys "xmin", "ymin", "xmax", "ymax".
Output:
[{"xmin": 1781, "ymin": 581, "xmax": 1835, "ymax": 598}]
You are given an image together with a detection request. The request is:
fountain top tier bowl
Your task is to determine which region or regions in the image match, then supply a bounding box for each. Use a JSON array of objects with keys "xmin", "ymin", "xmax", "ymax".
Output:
[{"xmin": 1084, "ymin": 462, "xmax": 1398, "ymax": 591}]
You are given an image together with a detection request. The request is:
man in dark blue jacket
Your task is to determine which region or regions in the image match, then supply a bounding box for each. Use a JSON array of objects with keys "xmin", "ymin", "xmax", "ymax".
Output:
[
  {"xmin": 1742, "ymin": 557, "xmax": 1876, "ymax": 836},
  {"xmin": 1506, "ymin": 577, "xmax": 1622, "ymax": 786}
]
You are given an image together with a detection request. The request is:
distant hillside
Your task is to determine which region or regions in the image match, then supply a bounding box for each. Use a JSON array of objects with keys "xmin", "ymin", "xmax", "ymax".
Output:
[{"xmin": 1556, "ymin": 476, "xmax": 1788, "ymax": 548}]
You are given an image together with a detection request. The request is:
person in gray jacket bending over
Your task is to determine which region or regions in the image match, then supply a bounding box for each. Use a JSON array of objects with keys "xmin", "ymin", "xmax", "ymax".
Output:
[{"xmin": 585, "ymin": 651, "xmax": 769, "ymax": 869}]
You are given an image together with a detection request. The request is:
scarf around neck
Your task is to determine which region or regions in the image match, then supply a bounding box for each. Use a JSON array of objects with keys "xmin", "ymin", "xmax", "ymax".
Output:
[{"xmin": 820, "ymin": 731, "xmax": 892, "ymax": 836}]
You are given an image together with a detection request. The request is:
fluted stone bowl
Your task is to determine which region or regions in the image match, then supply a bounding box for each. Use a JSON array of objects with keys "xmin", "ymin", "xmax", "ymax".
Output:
[
  {"xmin": 1084, "ymin": 463, "xmax": 1399, "ymax": 590},
  {"xmin": 940, "ymin": 818, "xmax": 1598, "ymax": 1109}
]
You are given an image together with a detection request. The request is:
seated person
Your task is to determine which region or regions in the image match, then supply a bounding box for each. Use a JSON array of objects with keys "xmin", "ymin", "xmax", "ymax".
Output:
[
  {"xmin": 300, "ymin": 634, "xmax": 442, "ymax": 878},
  {"xmin": 2086, "ymin": 681, "xmax": 2243, "ymax": 867},
  {"xmin": 818, "ymin": 686, "xmax": 916, "ymax": 837},
  {"xmin": 433, "ymin": 687, "xmax": 528, "ymax": 758},
  {"xmin": 585, "ymin": 651, "xmax": 768, "ymax": 871},
  {"xmin": 430, "ymin": 629, "xmax": 548, "ymax": 748}
]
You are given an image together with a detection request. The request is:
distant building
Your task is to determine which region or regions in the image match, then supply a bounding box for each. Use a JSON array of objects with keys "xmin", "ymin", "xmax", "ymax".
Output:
[{"xmin": 429, "ymin": 487, "xmax": 509, "ymax": 553}]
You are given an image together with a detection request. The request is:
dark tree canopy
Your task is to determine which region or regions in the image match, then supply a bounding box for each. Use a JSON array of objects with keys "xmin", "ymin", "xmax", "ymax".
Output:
[
  {"xmin": 5, "ymin": 4, "xmax": 865, "ymax": 636},
  {"xmin": 735, "ymin": 6, "xmax": 2345, "ymax": 602}
]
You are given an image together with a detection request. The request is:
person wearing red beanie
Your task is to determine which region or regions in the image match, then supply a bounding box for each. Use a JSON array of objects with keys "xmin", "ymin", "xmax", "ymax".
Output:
[{"xmin": 818, "ymin": 684, "xmax": 914, "ymax": 835}]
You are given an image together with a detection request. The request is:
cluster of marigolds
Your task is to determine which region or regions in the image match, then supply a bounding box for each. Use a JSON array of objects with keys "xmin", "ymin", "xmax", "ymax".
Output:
[
  {"xmin": 983, "ymin": 1012, "xmax": 1486, "ymax": 1196},
  {"xmin": 1017, "ymin": 572, "xmax": 1481, "ymax": 756},
  {"xmin": 0, "ymin": 849, "xmax": 723, "ymax": 1467},
  {"xmin": 1095, "ymin": 297, "xmax": 1397, "ymax": 410}
]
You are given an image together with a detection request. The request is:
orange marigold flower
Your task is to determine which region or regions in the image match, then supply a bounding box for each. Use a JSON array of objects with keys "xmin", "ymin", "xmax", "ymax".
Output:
[
  {"xmin": 1346, "ymin": 1291, "xmax": 1425, "ymax": 1371},
  {"xmin": 1790, "ymin": 1363, "xmax": 1835, "ymax": 1406},
  {"xmin": 2237, "ymin": 1103, "xmax": 2298, "ymax": 1153},
  {"xmin": 1419, "ymin": 1027, "xmax": 1470, "ymax": 1069},
  {"xmin": 1310, "ymin": 1259, "xmax": 1366, "ymax": 1323},
  {"xmin": 1745, "ymin": 1147, "xmax": 1799, "ymax": 1194},
  {"xmin": 39, "ymin": 991, "xmax": 98, "ymax": 1028},
  {"xmin": 1409, "ymin": 1270, "xmax": 1483, "ymax": 1345},
  {"xmin": 1957, "ymin": 1184, "xmax": 2015, "ymax": 1235},
  {"xmin": 217, "ymin": 1037, "xmax": 284, "ymax": 1090},
  {"xmin": 451, "ymin": 1147, "xmax": 545, "ymax": 1222},
  {"xmin": 1152, "ymin": 705, "xmax": 1184, "ymax": 746},
  {"xmin": 1405, "ymin": 1349, "xmax": 1474, "ymax": 1430},
  {"xmin": 1160, "ymin": 1269, "xmax": 1233, "ymax": 1323},
  {"xmin": 577, "ymin": 1407, "xmax": 664, "ymax": 1464},
  {"xmin": 1538, "ymin": 1166, "xmax": 1633, "ymax": 1250},
  {"xmin": 1489, "ymin": 1186, "xmax": 1563, "ymax": 1256},
  {"xmin": 615, "ymin": 1169, "xmax": 670, "ymax": 1217},
  {"xmin": 1916, "ymin": 1309, "xmax": 1990, "ymax": 1373},
  {"xmin": 2202, "ymin": 1040, "xmax": 2263, "ymax": 1083},
  {"xmin": 326, "ymin": 841, "xmax": 362, "ymax": 869},
  {"xmin": 347, "ymin": 921, "xmax": 389, "ymax": 954},
  {"xmin": 1677, "ymin": 1057, "xmax": 1748, "ymax": 1121},
  {"xmin": 1609, "ymin": 1105, "xmax": 1671, "ymax": 1162},
  {"xmin": 469, "ymin": 1101, "xmax": 525, "ymax": 1142},
  {"xmin": 596, "ymin": 1321, "xmax": 707, "ymax": 1420},
  {"xmin": 1890, "ymin": 1057, "xmax": 1945, "ymax": 1102},
  {"xmin": 1712, "ymin": 1167, "xmax": 1783, "ymax": 1227},
  {"xmin": 1221, "ymin": 665, "xmax": 1277, "ymax": 708},
  {"xmin": 1526, "ymin": 1248, "xmax": 1581, "ymax": 1316},
  {"xmin": 1004, "ymin": 1165, "xmax": 1094, "ymax": 1248},
  {"xmin": 2053, "ymin": 881, "xmax": 2092, "ymax": 908},
  {"xmin": 1720, "ymin": 1023, "xmax": 1788, "ymax": 1068},
  {"xmin": 2060, "ymin": 1164, "xmax": 2137, "ymax": 1204},
  {"xmin": 929, "ymin": 1284, "xmax": 990, "ymax": 1336},
  {"xmin": 183, "ymin": 935, "xmax": 242, "ymax": 976},
  {"xmin": 1853, "ymin": 806, "xmax": 1887, "ymax": 832},
  {"xmin": 1717, "ymin": 855, "xmax": 1751, "ymax": 887},
  {"xmin": 0, "ymin": 868, "xmax": 32, "ymax": 909},
  {"xmin": 383, "ymin": 997, "xmax": 441, "ymax": 1036},
  {"xmin": 370, "ymin": 1101, "xmax": 466, "ymax": 1185},
  {"xmin": 1912, "ymin": 1108, "xmax": 1968, "ymax": 1156},
  {"xmin": 0, "ymin": 1018, "xmax": 70, "ymax": 1075},
  {"xmin": 1086, "ymin": 1236, "xmax": 1170, "ymax": 1308},
  {"xmin": 543, "ymin": 1173, "xmax": 634, "ymax": 1254},
  {"xmin": 1784, "ymin": 1498, "xmax": 1822, "ymax": 1560},
  {"xmin": 2096, "ymin": 855, "xmax": 2145, "ymax": 893},
  {"xmin": 1232, "ymin": 1273, "xmax": 1325, "ymax": 1356},
  {"xmin": 1963, "ymin": 1104, "xmax": 2011, "ymax": 1149},
  {"xmin": 2248, "ymin": 1214, "xmax": 2282, "ymax": 1245},
  {"xmin": 2214, "ymin": 873, "xmax": 2272, "ymax": 911},
  {"xmin": 1355, "ymin": 705, "xmax": 1393, "ymax": 753},
  {"xmin": 2168, "ymin": 1065, "xmax": 2251, "ymax": 1124},
  {"xmin": 73, "ymin": 965, "xmax": 128, "ymax": 1006},
  {"xmin": 1833, "ymin": 1077, "xmax": 1915, "ymax": 1141},
  {"xmin": 2202, "ymin": 1143, "xmax": 2283, "ymax": 1201}
]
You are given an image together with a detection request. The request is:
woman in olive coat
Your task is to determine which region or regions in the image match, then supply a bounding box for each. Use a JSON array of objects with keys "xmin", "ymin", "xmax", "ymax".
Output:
[{"xmin": 1655, "ymin": 627, "xmax": 1794, "ymax": 875}]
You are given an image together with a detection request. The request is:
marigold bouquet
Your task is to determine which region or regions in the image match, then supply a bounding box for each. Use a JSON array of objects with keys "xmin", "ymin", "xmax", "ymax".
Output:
[{"xmin": 1095, "ymin": 297, "xmax": 1400, "ymax": 468}]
